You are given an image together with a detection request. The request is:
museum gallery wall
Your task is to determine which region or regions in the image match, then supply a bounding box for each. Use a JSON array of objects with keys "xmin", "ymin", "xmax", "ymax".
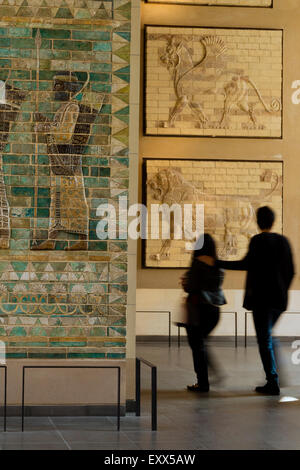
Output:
[
  {"xmin": 139, "ymin": 0, "xmax": 297, "ymax": 298},
  {"xmin": 0, "ymin": 0, "xmax": 131, "ymax": 359}
]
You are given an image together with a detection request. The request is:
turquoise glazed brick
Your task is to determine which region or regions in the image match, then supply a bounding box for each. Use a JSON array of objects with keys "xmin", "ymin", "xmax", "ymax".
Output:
[
  {"xmin": 91, "ymin": 83, "xmax": 111, "ymax": 93},
  {"xmin": 93, "ymin": 42, "xmax": 112, "ymax": 52},
  {"xmin": 91, "ymin": 63, "xmax": 112, "ymax": 72},
  {"xmin": 107, "ymin": 353, "xmax": 126, "ymax": 359},
  {"xmin": 3, "ymin": 49, "xmax": 32, "ymax": 58},
  {"xmin": 90, "ymin": 72, "xmax": 111, "ymax": 82},
  {"xmin": 50, "ymin": 342, "xmax": 87, "ymax": 347},
  {"xmin": 0, "ymin": 38, "xmax": 10, "ymax": 47},
  {"xmin": 38, "ymin": 188, "xmax": 50, "ymax": 197},
  {"xmin": 28, "ymin": 352, "xmax": 67, "ymax": 359},
  {"xmin": 11, "ymin": 187, "xmax": 34, "ymax": 197},
  {"xmin": 67, "ymin": 353, "xmax": 106, "ymax": 359},
  {"xmin": 88, "ymin": 241, "xmax": 108, "ymax": 251},
  {"xmin": 0, "ymin": 59, "xmax": 11, "ymax": 68},
  {"xmin": 8, "ymin": 27, "xmax": 31, "ymax": 37},
  {"xmin": 39, "ymin": 50, "xmax": 71, "ymax": 60},
  {"xmin": 11, "ymin": 38, "xmax": 51, "ymax": 49},
  {"xmin": 3, "ymin": 155, "xmax": 30, "ymax": 164},
  {"xmin": 53, "ymin": 40, "xmax": 92, "ymax": 51},
  {"xmin": 37, "ymin": 155, "xmax": 49, "ymax": 165},
  {"xmin": 9, "ymin": 342, "xmax": 48, "ymax": 347},
  {"xmin": 6, "ymin": 353, "xmax": 27, "ymax": 359},
  {"xmin": 39, "ymin": 29, "xmax": 71, "ymax": 39},
  {"xmin": 72, "ymin": 31, "xmax": 111, "ymax": 41}
]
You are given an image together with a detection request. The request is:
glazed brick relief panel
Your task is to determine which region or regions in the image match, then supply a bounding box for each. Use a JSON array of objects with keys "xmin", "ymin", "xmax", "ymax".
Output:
[
  {"xmin": 0, "ymin": 0, "xmax": 115, "ymax": 20},
  {"xmin": 0, "ymin": 0, "xmax": 131, "ymax": 358},
  {"xmin": 145, "ymin": 26, "xmax": 282, "ymax": 138},
  {"xmin": 144, "ymin": 159, "xmax": 283, "ymax": 268}
]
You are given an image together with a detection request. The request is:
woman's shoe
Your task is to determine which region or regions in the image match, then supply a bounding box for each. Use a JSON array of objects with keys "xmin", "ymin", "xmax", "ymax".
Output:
[{"xmin": 187, "ymin": 383, "xmax": 209, "ymax": 392}]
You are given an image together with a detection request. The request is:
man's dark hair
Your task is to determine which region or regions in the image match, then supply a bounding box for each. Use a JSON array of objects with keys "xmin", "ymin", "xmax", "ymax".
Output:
[{"xmin": 256, "ymin": 206, "xmax": 275, "ymax": 230}]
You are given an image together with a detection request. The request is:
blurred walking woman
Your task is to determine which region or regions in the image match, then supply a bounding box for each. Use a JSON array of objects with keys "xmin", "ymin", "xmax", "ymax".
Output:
[{"xmin": 182, "ymin": 234, "xmax": 226, "ymax": 392}]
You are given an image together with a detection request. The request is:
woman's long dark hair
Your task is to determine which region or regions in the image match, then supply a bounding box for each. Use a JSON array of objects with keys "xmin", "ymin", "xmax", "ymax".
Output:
[{"xmin": 192, "ymin": 233, "xmax": 218, "ymax": 262}]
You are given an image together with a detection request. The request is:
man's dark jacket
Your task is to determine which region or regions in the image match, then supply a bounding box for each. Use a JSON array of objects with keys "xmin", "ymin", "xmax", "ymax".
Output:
[{"xmin": 217, "ymin": 232, "xmax": 295, "ymax": 311}]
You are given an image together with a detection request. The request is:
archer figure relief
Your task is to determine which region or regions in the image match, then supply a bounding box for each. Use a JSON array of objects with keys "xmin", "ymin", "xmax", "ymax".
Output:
[
  {"xmin": 32, "ymin": 71, "xmax": 99, "ymax": 251},
  {"xmin": 145, "ymin": 26, "xmax": 282, "ymax": 138},
  {"xmin": 0, "ymin": 75, "xmax": 27, "ymax": 249},
  {"xmin": 144, "ymin": 160, "xmax": 283, "ymax": 268}
]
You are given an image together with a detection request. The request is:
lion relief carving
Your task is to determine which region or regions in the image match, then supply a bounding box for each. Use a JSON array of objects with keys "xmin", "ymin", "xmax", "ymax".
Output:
[{"xmin": 157, "ymin": 34, "xmax": 281, "ymax": 131}]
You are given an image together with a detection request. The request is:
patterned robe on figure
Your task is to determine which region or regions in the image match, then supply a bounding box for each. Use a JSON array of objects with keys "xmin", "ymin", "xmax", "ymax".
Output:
[{"xmin": 46, "ymin": 101, "xmax": 97, "ymax": 238}]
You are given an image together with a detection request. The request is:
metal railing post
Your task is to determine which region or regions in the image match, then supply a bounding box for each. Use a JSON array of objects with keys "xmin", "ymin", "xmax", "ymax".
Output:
[
  {"xmin": 135, "ymin": 358, "xmax": 141, "ymax": 417},
  {"xmin": 22, "ymin": 366, "xmax": 25, "ymax": 432},
  {"xmin": 136, "ymin": 357, "xmax": 157, "ymax": 431},
  {"xmin": 151, "ymin": 366, "xmax": 157, "ymax": 431},
  {"xmin": 245, "ymin": 312, "xmax": 248, "ymax": 348},
  {"xmin": 117, "ymin": 366, "xmax": 121, "ymax": 431},
  {"xmin": 235, "ymin": 312, "xmax": 238, "ymax": 348},
  {"xmin": 0, "ymin": 366, "xmax": 7, "ymax": 432},
  {"xmin": 4, "ymin": 365, "xmax": 7, "ymax": 432}
]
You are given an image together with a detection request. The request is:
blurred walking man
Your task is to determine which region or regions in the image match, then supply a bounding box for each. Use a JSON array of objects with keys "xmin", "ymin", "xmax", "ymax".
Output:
[{"xmin": 218, "ymin": 206, "xmax": 294, "ymax": 395}]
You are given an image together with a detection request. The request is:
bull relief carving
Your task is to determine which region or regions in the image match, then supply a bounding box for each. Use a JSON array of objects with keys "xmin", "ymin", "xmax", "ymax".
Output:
[
  {"xmin": 145, "ymin": 27, "xmax": 282, "ymax": 138},
  {"xmin": 144, "ymin": 160, "xmax": 283, "ymax": 268}
]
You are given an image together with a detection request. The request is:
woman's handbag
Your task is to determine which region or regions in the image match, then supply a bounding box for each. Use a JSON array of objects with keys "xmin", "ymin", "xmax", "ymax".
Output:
[{"xmin": 199, "ymin": 289, "xmax": 226, "ymax": 307}]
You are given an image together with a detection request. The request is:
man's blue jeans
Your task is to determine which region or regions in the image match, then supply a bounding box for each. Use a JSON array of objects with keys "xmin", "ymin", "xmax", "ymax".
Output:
[{"xmin": 252, "ymin": 308, "xmax": 283, "ymax": 383}]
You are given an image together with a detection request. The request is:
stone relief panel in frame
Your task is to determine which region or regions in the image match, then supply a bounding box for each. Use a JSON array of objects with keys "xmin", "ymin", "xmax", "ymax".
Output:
[
  {"xmin": 145, "ymin": 0, "xmax": 272, "ymax": 6},
  {"xmin": 143, "ymin": 159, "xmax": 283, "ymax": 268},
  {"xmin": 144, "ymin": 26, "xmax": 282, "ymax": 138}
]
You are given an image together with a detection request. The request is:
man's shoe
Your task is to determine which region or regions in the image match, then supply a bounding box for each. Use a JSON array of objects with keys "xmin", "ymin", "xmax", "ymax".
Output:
[
  {"xmin": 255, "ymin": 382, "xmax": 280, "ymax": 396},
  {"xmin": 187, "ymin": 383, "xmax": 209, "ymax": 392}
]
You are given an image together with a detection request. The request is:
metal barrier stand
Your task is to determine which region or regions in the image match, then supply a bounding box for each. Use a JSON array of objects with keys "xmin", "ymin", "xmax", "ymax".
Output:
[
  {"xmin": 0, "ymin": 365, "xmax": 7, "ymax": 432},
  {"xmin": 245, "ymin": 310, "xmax": 300, "ymax": 348},
  {"xmin": 177, "ymin": 311, "xmax": 238, "ymax": 348},
  {"xmin": 136, "ymin": 357, "xmax": 157, "ymax": 431},
  {"xmin": 22, "ymin": 365, "xmax": 121, "ymax": 432},
  {"xmin": 245, "ymin": 311, "xmax": 251, "ymax": 347},
  {"xmin": 137, "ymin": 311, "xmax": 172, "ymax": 347}
]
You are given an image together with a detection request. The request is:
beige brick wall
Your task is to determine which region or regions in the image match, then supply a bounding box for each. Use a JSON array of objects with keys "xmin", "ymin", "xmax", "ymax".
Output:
[
  {"xmin": 144, "ymin": 159, "xmax": 283, "ymax": 268},
  {"xmin": 145, "ymin": 26, "xmax": 282, "ymax": 138}
]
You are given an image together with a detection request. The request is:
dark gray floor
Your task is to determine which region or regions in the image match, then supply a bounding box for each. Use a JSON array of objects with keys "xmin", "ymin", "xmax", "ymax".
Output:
[{"xmin": 1, "ymin": 340, "xmax": 300, "ymax": 450}]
